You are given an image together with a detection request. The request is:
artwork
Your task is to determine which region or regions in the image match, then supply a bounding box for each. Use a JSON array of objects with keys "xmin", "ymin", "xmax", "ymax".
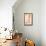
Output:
[{"xmin": 24, "ymin": 13, "xmax": 33, "ymax": 26}]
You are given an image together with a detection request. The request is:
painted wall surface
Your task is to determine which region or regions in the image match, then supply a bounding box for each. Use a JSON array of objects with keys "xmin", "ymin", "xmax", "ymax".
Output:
[
  {"xmin": 0, "ymin": 0, "xmax": 16, "ymax": 30},
  {"xmin": 13, "ymin": 0, "xmax": 41, "ymax": 46},
  {"xmin": 40, "ymin": 0, "xmax": 46, "ymax": 46}
]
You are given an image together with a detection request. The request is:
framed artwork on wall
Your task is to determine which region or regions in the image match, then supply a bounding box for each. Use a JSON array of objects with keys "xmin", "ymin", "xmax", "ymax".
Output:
[{"xmin": 24, "ymin": 13, "xmax": 33, "ymax": 26}]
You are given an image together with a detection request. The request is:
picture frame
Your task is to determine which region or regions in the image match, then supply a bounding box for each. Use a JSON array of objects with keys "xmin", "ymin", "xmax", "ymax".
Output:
[{"xmin": 24, "ymin": 13, "xmax": 33, "ymax": 26}]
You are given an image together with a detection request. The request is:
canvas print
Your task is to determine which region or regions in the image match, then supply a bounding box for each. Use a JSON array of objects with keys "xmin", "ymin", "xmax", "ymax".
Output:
[{"xmin": 24, "ymin": 13, "xmax": 33, "ymax": 26}]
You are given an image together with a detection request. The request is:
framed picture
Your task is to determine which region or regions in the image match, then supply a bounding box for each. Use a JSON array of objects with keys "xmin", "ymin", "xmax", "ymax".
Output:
[{"xmin": 24, "ymin": 13, "xmax": 33, "ymax": 26}]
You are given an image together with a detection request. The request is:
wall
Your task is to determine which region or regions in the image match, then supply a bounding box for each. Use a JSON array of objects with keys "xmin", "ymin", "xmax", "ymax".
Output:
[
  {"xmin": 0, "ymin": 0, "xmax": 16, "ymax": 30},
  {"xmin": 13, "ymin": 0, "xmax": 41, "ymax": 46},
  {"xmin": 40, "ymin": 0, "xmax": 46, "ymax": 46}
]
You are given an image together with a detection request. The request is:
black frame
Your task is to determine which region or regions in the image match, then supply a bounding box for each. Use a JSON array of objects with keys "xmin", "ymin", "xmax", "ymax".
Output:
[{"xmin": 24, "ymin": 13, "xmax": 33, "ymax": 26}]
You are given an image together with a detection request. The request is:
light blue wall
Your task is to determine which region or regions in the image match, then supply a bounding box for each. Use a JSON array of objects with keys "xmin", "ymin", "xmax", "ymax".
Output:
[
  {"xmin": 40, "ymin": 0, "xmax": 46, "ymax": 46},
  {"xmin": 13, "ymin": 0, "xmax": 41, "ymax": 46}
]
